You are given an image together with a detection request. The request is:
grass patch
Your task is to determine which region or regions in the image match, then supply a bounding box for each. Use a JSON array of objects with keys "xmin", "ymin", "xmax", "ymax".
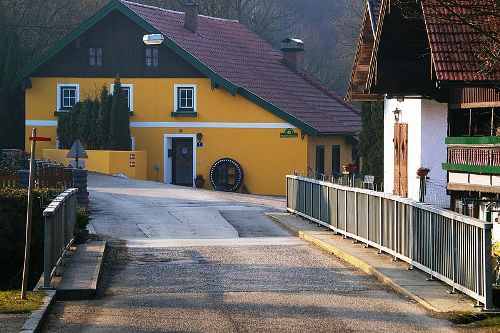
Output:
[
  {"xmin": 448, "ymin": 311, "xmax": 500, "ymax": 327},
  {"xmin": 0, "ymin": 291, "xmax": 45, "ymax": 314}
]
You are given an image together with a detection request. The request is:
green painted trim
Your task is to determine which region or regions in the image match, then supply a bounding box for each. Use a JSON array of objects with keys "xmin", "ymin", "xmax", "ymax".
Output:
[
  {"xmin": 238, "ymin": 88, "xmax": 319, "ymax": 136},
  {"xmin": 445, "ymin": 137, "xmax": 500, "ymax": 145},
  {"xmin": 16, "ymin": 0, "xmax": 327, "ymax": 136},
  {"xmin": 171, "ymin": 111, "xmax": 197, "ymax": 117},
  {"xmin": 442, "ymin": 163, "xmax": 500, "ymax": 175}
]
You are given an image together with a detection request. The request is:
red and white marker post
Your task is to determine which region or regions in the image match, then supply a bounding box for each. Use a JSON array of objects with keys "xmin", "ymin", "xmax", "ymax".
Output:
[{"xmin": 21, "ymin": 128, "xmax": 51, "ymax": 300}]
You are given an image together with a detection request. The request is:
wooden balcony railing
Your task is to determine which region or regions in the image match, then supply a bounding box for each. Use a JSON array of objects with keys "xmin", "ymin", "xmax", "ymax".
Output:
[{"xmin": 444, "ymin": 137, "xmax": 500, "ymax": 174}]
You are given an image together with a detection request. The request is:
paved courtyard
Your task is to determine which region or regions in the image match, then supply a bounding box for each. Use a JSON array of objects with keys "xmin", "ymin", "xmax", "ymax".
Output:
[{"xmin": 42, "ymin": 174, "xmax": 456, "ymax": 332}]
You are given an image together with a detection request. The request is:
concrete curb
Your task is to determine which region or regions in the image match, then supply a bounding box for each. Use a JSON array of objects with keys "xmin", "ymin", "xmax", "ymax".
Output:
[
  {"xmin": 56, "ymin": 241, "xmax": 107, "ymax": 301},
  {"xmin": 19, "ymin": 290, "xmax": 56, "ymax": 333},
  {"xmin": 266, "ymin": 213, "xmax": 441, "ymax": 313}
]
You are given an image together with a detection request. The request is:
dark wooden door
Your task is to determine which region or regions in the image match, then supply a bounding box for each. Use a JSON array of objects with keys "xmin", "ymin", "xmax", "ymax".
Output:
[
  {"xmin": 394, "ymin": 123, "xmax": 408, "ymax": 197},
  {"xmin": 172, "ymin": 138, "xmax": 193, "ymax": 187}
]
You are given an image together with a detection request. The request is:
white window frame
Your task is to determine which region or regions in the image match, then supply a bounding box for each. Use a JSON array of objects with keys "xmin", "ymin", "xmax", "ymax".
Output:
[
  {"xmin": 110, "ymin": 83, "xmax": 134, "ymax": 112},
  {"xmin": 173, "ymin": 84, "xmax": 197, "ymax": 113},
  {"xmin": 56, "ymin": 84, "xmax": 80, "ymax": 112}
]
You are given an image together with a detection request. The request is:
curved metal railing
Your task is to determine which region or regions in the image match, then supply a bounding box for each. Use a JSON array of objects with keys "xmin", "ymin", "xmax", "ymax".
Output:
[{"xmin": 286, "ymin": 175, "xmax": 493, "ymax": 309}]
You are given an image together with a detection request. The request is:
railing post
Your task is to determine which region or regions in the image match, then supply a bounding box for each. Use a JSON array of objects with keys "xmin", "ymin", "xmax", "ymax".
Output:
[
  {"xmin": 393, "ymin": 200, "xmax": 397, "ymax": 259},
  {"xmin": 43, "ymin": 214, "xmax": 53, "ymax": 288},
  {"xmin": 365, "ymin": 193, "xmax": 370, "ymax": 247},
  {"xmin": 409, "ymin": 206, "xmax": 414, "ymax": 269},
  {"xmin": 378, "ymin": 196, "xmax": 383, "ymax": 254},
  {"xmin": 354, "ymin": 192, "xmax": 358, "ymax": 238},
  {"xmin": 428, "ymin": 212, "xmax": 434, "ymax": 281},
  {"xmin": 318, "ymin": 183, "xmax": 322, "ymax": 221},
  {"xmin": 451, "ymin": 219, "xmax": 456, "ymax": 293},
  {"xmin": 344, "ymin": 190, "xmax": 348, "ymax": 237},
  {"xmin": 483, "ymin": 227, "xmax": 493, "ymax": 310}
]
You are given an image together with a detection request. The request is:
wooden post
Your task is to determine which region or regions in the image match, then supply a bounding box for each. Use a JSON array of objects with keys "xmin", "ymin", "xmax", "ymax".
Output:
[{"xmin": 21, "ymin": 128, "xmax": 37, "ymax": 300}]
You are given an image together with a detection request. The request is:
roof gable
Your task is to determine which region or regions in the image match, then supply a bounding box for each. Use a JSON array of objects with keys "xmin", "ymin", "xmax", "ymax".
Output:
[
  {"xmin": 348, "ymin": 0, "xmax": 500, "ymax": 101},
  {"xmin": 17, "ymin": 0, "xmax": 361, "ymax": 136}
]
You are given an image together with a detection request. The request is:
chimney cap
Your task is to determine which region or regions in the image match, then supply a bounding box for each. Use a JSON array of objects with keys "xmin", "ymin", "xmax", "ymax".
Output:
[
  {"xmin": 186, "ymin": 0, "xmax": 199, "ymax": 5},
  {"xmin": 281, "ymin": 38, "xmax": 304, "ymax": 51}
]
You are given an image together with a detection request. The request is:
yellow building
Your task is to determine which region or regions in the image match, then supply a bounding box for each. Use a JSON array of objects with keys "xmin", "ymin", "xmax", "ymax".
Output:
[{"xmin": 17, "ymin": 0, "xmax": 361, "ymax": 195}]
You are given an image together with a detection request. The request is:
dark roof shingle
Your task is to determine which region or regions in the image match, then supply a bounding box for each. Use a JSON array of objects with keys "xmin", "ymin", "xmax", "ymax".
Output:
[
  {"xmin": 123, "ymin": 1, "xmax": 361, "ymax": 135},
  {"xmin": 422, "ymin": 0, "xmax": 500, "ymax": 82}
]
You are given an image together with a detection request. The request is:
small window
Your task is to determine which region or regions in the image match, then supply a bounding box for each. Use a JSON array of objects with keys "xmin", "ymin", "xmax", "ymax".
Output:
[
  {"xmin": 89, "ymin": 47, "xmax": 102, "ymax": 67},
  {"xmin": 174, "ymin": 85, "xmax": 196, "ymax": 113},
  {"xmin": 57, "ymin": 84, "xmax": 79, "ymax": 111},
  {"xmin": 110, "ymin": 84, "xmax": 133, "ymax": 112},
  {"xmin": 145, "ymin": 47, "xmax": 159, "ymax": 67}
]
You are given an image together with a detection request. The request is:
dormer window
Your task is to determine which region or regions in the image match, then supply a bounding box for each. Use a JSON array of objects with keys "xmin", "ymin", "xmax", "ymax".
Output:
[
  {"xmin": 89, "ymin": 47, "xmax": 102, "ymax": 67},
  {"xmin": 145, "ymin": 47, "xmax": 159, "ymax": 67}
]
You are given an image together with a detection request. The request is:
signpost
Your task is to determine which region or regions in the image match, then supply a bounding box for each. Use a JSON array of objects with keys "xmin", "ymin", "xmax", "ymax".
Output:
[
  {"xmin": 67, "ymin": 139, "xmax": 88, "ymax": 168},
  {"xmin": 21, "ymin": 129, "xmax": 51, "ymax": 300}
]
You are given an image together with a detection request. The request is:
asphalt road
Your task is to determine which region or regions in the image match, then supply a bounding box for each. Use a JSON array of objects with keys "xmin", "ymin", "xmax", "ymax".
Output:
[{"xmin": 41, "ymin": 174, "xmax": 456, "ymax": 332}]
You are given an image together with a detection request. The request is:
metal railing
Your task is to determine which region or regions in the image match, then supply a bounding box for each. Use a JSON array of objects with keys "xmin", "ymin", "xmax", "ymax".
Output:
[
  {"xmin": 286, "ymin": 175, "xmax": 493, "ymax": 309},
  {"xmin": 43, "ymin": 188, "xmax": 78, "ymax": 288}
]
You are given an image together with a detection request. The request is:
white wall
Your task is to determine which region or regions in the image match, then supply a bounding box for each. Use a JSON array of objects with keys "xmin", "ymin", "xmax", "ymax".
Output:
[{"xmin": 383, "ymin": 97, "xmax": 449, "ymax": 207}]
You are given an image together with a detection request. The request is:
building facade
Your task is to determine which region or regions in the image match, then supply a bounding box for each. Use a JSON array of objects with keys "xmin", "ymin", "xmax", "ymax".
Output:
[
  {"xmin": 18, "ymin": 0, "xmax": 361, "ymax": 195},
  {"xmin": 349, "ymin": 0, "xmax": 500, "ymax": 218}
]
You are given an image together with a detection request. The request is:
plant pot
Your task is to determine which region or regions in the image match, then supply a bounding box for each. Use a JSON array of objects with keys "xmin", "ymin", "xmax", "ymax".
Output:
[
  {"xmin": 417, "ymin": 170, "xmax": 429, "ymax": 177},
  {"xmin": 194, "ymin": 179, "xmax": 205, "ymax": 188},
  {"xmin": 346, "ymin": 165, "xmax": 357, "ymax": 173}
]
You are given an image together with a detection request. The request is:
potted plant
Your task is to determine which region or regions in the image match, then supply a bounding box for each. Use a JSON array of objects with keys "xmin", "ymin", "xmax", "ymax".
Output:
[
  {"xmin": 417, "ymin": 167, "xmax": 430, "ymax": 177},
  {"xmin": 343, "ymin": 162, "xmax": 357, "ymax": 174},
  {"xmin": 194, "ymin": 174, "xmax": 205, "ymax": 188}
]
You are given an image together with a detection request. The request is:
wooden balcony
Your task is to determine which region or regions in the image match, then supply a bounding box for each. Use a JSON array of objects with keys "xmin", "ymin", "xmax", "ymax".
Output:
[{"xmin": 443, "ymin": 137, "xmax": 500, "ymax": 193}]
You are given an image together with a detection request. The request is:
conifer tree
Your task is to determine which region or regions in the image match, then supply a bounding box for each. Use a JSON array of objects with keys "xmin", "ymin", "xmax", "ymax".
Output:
[
  {"xmin": 56, "ymin": 114, "xmax": 70, "ymax": 149},
  {"xmin": 358, "ymin": 102, "xmax": 384, "ymax": 184},
  {"xmin": 109, "ymin": 76, "xmax": 131, "ymax": 151},
  {"xmin": 96, "ymin": 85, "xmax": 111, "ymax": 149}
]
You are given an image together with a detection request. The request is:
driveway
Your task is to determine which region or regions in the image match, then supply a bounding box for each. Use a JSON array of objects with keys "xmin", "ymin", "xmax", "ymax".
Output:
[{"xmin": 42, "ymin": 174, "xmax": 455, "ymax": 332}]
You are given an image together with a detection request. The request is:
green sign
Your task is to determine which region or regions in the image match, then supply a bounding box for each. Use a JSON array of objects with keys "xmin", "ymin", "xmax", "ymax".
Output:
[{"xmin": 280, "ymin": 128, "xmax": 298, "ymax": 138}]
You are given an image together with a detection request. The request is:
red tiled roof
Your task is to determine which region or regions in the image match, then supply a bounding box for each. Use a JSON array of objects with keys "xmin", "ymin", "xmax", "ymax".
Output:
[
  {"xmin": 122, "ymin": 1, "xmax": 361, "ymax": 135},
  {"xmin": 422, "ymin": 0, "xmax": 500, "ymax": 82}
]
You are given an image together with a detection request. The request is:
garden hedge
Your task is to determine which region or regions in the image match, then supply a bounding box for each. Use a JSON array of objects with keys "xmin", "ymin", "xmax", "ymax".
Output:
[{"xmin": 0, "ymin": 188, "xmax": 47, "ymax": 290}]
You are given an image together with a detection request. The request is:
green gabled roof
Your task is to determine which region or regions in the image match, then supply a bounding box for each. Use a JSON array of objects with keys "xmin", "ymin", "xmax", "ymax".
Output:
[{"xmin": 16, "ymin": 0, "xmax": 360, "ymax": 136}]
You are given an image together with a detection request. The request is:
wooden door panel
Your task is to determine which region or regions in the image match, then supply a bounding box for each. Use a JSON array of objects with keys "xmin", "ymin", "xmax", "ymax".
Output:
[
  {"xmin": 400, "ymin": 123, "xmax": 408, "ymax": 197},
  {"xmin": 394, "ymin": 125, "xmax": 400, "ymax": 195},
  {"xmin": 394, "ymin": 123, "xmax": 408, "ymax": 197}
]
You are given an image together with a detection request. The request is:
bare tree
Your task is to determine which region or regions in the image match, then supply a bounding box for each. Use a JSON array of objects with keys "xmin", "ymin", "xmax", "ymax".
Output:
[
  {"xmin": 0, "ymin": 0, "xmax": 105, "ymax": 60},
  {"xmin": 394, "ymin": 0, "xmax": 500, "ymax": 77}
]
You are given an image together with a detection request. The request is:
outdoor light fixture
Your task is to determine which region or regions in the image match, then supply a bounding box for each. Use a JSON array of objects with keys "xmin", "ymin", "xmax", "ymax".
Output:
[
  {"xmin": 393, "ymin": 108, "xmax": 401, "ymax": 123},
  {"xmin": 143, "ymin": 34, "xmax": 165, "ymax": 45}
]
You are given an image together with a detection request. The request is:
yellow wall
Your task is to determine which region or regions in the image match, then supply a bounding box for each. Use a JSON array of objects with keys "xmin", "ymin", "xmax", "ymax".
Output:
[
  {"xmin": 43, "ymin": 149, "xmax": 148, "ymax": 180},
  {"xmin": 307, "ymin": 136, "xmax": 353, "ymax": 175},
  {"xmin": 26, "ymin": 77, "xmax": 351, "ymax": 195}
]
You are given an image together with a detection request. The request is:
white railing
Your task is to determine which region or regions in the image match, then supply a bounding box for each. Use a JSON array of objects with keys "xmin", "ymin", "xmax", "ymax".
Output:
[
  {"xmin": 286, "ymin": 175, "xmax": 493, "ymax": 309},
  {"xmin": 42, "ymin": 189, "xmax": 78, "ymax": 288}
]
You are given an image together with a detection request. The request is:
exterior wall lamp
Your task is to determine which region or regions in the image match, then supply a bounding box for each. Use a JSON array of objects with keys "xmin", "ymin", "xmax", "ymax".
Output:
[
  {"xmin": 143, "ymin": 34, "xmax": 164, "ymax": 45},
  {"xmin": 393, "ymin": 108, "xmax": 402, "ymax": 123}
]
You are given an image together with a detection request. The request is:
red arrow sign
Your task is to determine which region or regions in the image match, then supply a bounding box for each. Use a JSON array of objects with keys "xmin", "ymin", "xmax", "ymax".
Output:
[{"xmin": 29, "ymin": 137, "xmax": 51, "ymax": 142}]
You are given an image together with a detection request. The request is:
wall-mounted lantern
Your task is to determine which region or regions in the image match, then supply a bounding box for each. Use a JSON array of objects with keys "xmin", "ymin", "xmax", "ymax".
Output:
[{"xmin": 393, "ymin": 108, "xmax": 402, "ymax": 123}]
